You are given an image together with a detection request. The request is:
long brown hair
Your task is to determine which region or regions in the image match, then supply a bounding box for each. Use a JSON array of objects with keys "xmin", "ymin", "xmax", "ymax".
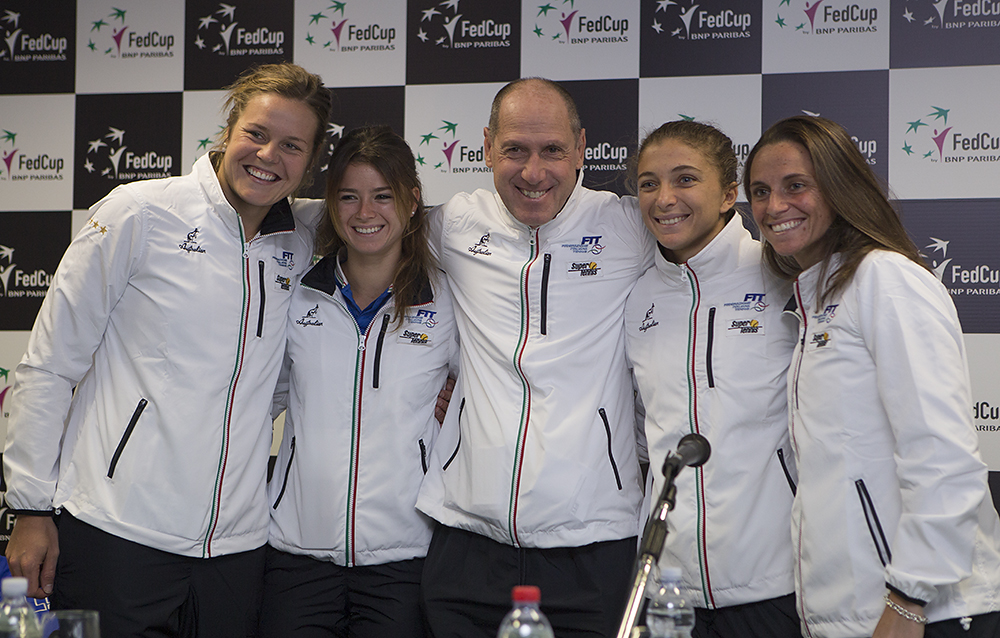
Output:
[
  {"xmin": 317, "ymin": 125, "xmax": 434, "ymax": 327},
  {"xmin": 743, "ymin": 116, "xmax": 925, "ymax": 307}
]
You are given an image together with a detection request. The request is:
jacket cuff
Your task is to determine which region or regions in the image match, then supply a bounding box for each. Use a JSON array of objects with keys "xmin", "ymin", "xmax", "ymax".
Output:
[
  {"xmin": 886, "ymin": 583, "xmax": 928, "ymax": 607},
  {"xmin": 10, "ymin": 509, "xmax": 56, "ymax": 517}
]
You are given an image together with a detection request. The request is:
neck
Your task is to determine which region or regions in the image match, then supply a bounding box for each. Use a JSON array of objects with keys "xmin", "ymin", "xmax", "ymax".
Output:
[
  {"xmin": 342, "ymin": 247, "xmax": 401, "ymax": 310},
  {"xmin": 240, "ymin": 210, "xmax": 268, "ymax": 241}
]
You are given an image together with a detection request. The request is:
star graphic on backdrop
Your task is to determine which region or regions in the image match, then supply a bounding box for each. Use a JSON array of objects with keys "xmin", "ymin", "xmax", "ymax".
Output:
[
  {"xmin": 671, "ymin": 27, "xmax": 681, "ymax": 35},
  {"xmin": 91, "ymin": 18, "xmax": 108, "ymax": 31},
  {"xmin": 538, "ymin": 4, "xmax": 555, "ymax": 16},
  {"xmin": 101, "ymin": 167, "xmax": 111, "ymax": 176},
  {"xmin": 197, "ymin": 137, "xmax": 211, "ymax": 150},
  {"xmin": 329, "ymin": 1, "xmax": 346, "ymax": 16},
  {"xmin": 417, "ymin": 28, "xmax": 428, "ymax": 42},
  {"xmin": 2, "ymin": 130, "xmax": 16, "ymax": 144},
  {"xmin": 1, "ymin": 10, "xmax": 20, "ymax": 28},
  {"xmin": 87, "ymin": 39, "xmax": 97, "ymax": 50},
  {"xmin": 927, "ymin": 106, "xmax": 949, "ymax": 124},
  {"xmin": 416, "ymin": 155, "xmax": 426, "ymax": 166},
  {"xmin": 84, "ymin": 159, "xmax": 95, "ymax": 173},
  {"xmin": 651, "ymin": 20, "xmax": 663, "ymax": 33},
  {"xmin": 534, "ymin": 24, "xmax": 543, "ymax": 37},
  {"xmin": 439, "ymin": 121, "xmax": 458, "ymax": 136},
  {"xmin": 440, "ymin": 0, "xmax": 460, "ymax": 12},
  {"xmin": 194, "ymin": 35, "xmax": 205, "ymax": 48},
  {"xmin": 420, "ymin": 132, "xmax": 439, "ymax": 145},
  {"xmin": 309, "ymin": 12, "xmax": 325, "ymax": 25},
  {"xmin": 422, "ymin": 7, "xmax": 440, "ymax": 21},
  {"xmin": 679, "ymin": 114, "xmax": 695, "ymax": 121},
  {"xmin": 106, "ymin": 127, "xmax": 125, "ymax": 145},
  {"xmin": 779, "ymin": 0, "xmax": 791, "ymax": 5},
  {"xmin": 435, "ymin": 36, "xmax": 446, "ymax": 45},
  {"xmin": 552, "ymin": 33, "xmax": 560, "ymax": 39},
  {"xmin": 327, "ymin": 123, "xmax": 344, "ymax": 137},
  {"xmin": 924, "ymin": 16, "xmax": 934, "ymax": 24},
  {"xmin": 217, "ymin": 4, "xmax": 236, "ymax": 21},
  {"xmin": 305, "ymin": 34, "xmax": 315, "ymax": 44},
  {"xmin": 434, "ymin": 162, "xmax": 443, "ymax": 169},
  {"xmin": 906, "ymin": 119, "xmax": 927, "ymax": 134},
  {"xmin": 775, "ymin": 15, "xmax": 786, "ymax": 27},
  {"xmin": 903, "ymin": 8, "xmax": 914, "ymax": 22},
  {"xmin": 796, "ymin": 23, "xmax": 805, "ymax": 30},
  {"xmin": 323, "ymin": 41, "xmax": 331, "ymax": 48},
  {"xmin": 562, "ymin": 0, "xmax": 575, "ymax": 7},
  {"xmin": 104, "ymin": 47, "xmax": 113, "ymax": 54},
  {"xmin": 926, "ymin": 237, "xmax": 949, "ymax": 255},
  {"xmin": 902, "ymin": 143, "xmax": 914, "ymax": 155},
  {"xmin": 213, "ymin": 43, "xmax": 222, "ymax": 51},
  {"xmin": 109, "ymin": 7, "xmax": 126, "ymax": 22},
  {"xmin": 199, "ymin": 15, "xmax": 217, "ymax": 29},
  {"xmin": 656, "ymin": 0, "xmax": 676, "ymax": 11},
  {"xmin": 922, "ymin": 150, "xmax": 934, "ymax": 158}
]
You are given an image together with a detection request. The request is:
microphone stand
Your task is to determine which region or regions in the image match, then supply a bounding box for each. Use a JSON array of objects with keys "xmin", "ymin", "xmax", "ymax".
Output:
[{"xmin": 615, "ymin": 455, "xmax": 685, "ymax": 638}]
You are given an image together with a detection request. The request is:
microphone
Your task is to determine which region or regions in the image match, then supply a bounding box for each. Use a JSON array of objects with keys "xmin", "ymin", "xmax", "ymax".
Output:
[{"xmin": 662, "ymin": 433, "xmax": 711, "ymax": 477}]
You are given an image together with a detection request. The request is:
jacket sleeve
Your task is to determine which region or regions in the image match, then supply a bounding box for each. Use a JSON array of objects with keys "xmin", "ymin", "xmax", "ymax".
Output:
[
  {"xmin": 3, "ymin": 186, "xmax": 147, "ymax": 512},
  {"xmin": 856, "ymin": 256, "xmax": 986, "ymax": 604}
]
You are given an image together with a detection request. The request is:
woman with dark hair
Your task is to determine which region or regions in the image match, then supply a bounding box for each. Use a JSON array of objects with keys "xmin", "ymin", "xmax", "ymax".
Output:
[
  {"xmin": 4, "ymin": 62, "xmax": 330, "ymax": 638},
  {"xmin": 260, "ymin": 125, "xmax": 456, "ymax": 638},
  {"xmin": 745, "ymin": 115, "xmax": 1000, "ymax": 638},
  {"xmin": 625, "ymin": 120, "xmax": 800, "ymax": 637}
]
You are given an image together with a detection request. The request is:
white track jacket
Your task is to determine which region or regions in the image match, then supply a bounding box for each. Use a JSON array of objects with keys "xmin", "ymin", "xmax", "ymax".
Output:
[{"xmin": 4, "ymin": 154, "xmax": 321, "ymax": 558}]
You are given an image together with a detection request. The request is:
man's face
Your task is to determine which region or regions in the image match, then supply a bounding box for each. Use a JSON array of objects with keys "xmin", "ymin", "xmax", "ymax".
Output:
[{"xmin": 484, "ymin": 86, "xmax": 586, "ymax": 228}]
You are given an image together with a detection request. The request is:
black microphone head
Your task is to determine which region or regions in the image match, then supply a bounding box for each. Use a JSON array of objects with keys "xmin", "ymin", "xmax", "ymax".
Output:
[{"xmin": 677, "ymin": 433, "xmax": 711, "ymax": 467}]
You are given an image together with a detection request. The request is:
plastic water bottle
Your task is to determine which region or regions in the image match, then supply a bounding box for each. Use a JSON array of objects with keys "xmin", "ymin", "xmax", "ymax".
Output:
[
  {"xmin": 497, "ymin": 585, "xmax": 554, "ymax": 638},
  {"xmin": 646, "ymin": 567, "xmax": 694, "ymax": 638},
  {"xmin": 0, "ymin": 577, "xmax": 42, "ymax": 638}
]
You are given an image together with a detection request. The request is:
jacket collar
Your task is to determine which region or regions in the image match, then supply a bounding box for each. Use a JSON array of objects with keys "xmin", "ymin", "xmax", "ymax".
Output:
[
  {"xmin": 653, "ymin": 211, "xmax": 750, "ymax": 285},
  {"xmin": 300, "ymin": 250, "xmax": 435, "ymax": 306}
]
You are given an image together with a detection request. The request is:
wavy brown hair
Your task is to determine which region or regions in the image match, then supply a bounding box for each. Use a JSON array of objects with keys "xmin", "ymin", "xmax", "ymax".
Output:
[
  {"xmin": 317, "ymin": 125, "xmax": 434, "ymax": 327},
  {"xmin": 743, "ymin": 116, "xmax": 925, "ymax": 307}
]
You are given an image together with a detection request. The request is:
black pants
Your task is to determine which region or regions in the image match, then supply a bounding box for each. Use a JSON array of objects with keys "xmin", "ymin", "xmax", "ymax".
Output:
[
  {"xmin": 692, "ymin": 593, "xmax": 801, "ymax": 638},
  {"xmin": 926, "ymin": 611, "xmax": 1000, "ymax": 638},
  {"xmin": 52, "ymin": 511, "xmax": 266, "ymax": 638},
  {"xmin": 421, "ymin": 525, "xmax": 636, "ymax": 638},
  {"xmin": 259, "ymin": 546, "xmax": 427, "ymax": 638}
]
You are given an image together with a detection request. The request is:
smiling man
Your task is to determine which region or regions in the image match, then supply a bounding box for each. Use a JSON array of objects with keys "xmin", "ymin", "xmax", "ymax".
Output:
[{"xmin": 417, "ymin": 78, "xmax": 655, "ymax": 638}]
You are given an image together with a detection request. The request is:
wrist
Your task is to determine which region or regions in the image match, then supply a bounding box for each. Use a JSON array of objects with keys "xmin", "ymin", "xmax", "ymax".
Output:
[{"xmin": 884, "ymin": 592, "xmax": 927, "ymax": 625}]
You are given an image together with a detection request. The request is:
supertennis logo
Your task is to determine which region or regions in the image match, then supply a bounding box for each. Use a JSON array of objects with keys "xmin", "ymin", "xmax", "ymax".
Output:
[
  {"xmin": 0, "ymin": 9, "xmax": 68, "ymax": 63},
  {"xmin": 531, "ymin": 1, "xmax": 630, "ymax": 45},
  {"xmin": 771, "ymin": 0, "xmax": 878, "ymax": 35},
  {"xmin": 899, "ymin": 106, "xmax": 1000, "ymax": 164},
  {"xmin": 193, "ymin": 2, "xmax": 285, "ymax": 56},
  {"xmin": 301, "ymin": 1, "xmax": 397, "ymax": 52},
  {"xmin": 651, "ymin": 1, "xmax": 751, "ymax": 40},
  {"xmin": 84, "ymin": 6, "xmax": 176, "ymax": 59}
]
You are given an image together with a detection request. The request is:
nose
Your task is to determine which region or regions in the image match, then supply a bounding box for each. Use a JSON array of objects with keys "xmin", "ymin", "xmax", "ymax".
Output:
[
  {"xmin": 257, "ymin": 141, "xmax": 279, "ymax": 163},
  {"xmin": 766, "ymin": 190, "xmax": 790, "ymax": 215},
  {"xmin": 357, "ymin": 197, "xmax": 377, "ymax": 219},
  {"xmin": 521, "ymin": 152, "xmax": 545, "ymax": 185},
  {"xmin": 656, "ymin": 184, "xmax": 676, "ymax": 209}
]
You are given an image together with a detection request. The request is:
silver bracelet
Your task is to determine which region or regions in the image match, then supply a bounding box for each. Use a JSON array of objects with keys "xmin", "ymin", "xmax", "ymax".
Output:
[{"xmin": 884, "ymin": 593, "xmax": 928, "ymax": 625}]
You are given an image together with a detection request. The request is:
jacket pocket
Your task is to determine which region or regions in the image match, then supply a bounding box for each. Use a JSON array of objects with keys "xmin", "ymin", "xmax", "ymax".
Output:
[
  {"xmin": 419, "ymin": 438, "xmax": 428, "ymax": 474},
  {"xmin": 855, "ymin": 478, "xmax": 892, "ymax": 566},
  {"xmin": 598, "ymin": 408, "xmax": 623, "ymax": 490},
  {"xmin": 706, "ymin": 306, "xmax": 716, "ymax": 388},
  {"xmin": 442, "ymin": 398, "xmax": 465, "ymax": 471},
  {"xmin": 540, "ymin": 253, "xmax": 551, "ymax": 335},
  {"xmin": 777, "ymin": 448, "xmax": 797, "ymax": 496},
  {"xmin": 108, "ymin": 398, "xmax": 147, "ymax": 479},
  {"xmin": 256, "ymin": 260, "xmax": 266, "ymax": 338},
  {"xmin": 272, "ymin": 436, "xmax": 296, "ymax": 510},
  {"xmin": 372, "ymin": 313, "xmax": 391, "ymax": 388}
]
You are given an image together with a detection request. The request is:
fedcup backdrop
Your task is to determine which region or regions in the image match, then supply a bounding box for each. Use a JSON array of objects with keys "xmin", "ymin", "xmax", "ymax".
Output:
[{"xmin": 1, "ymin": 0, "xmax": 999, "ymax": 543}]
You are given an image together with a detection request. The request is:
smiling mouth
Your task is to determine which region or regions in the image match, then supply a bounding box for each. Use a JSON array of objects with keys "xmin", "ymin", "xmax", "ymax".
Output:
[
  {"xmin": 518, "ymin": 187, "xmax": 548, "ymax": 199},
  {"xmin": 770, "ymin": 219, "xmax": 803, "ymax": 233},
  {"xmin": 246, "ymin": 166, "xmax": 278, "ymax": 182},
  {"xmin": 653, "ymin": 215, "xmax": 686, "ymax": 227},
  {"xmin": 353, "ymin": 225, "xmax": 384, "ymax": 235}
]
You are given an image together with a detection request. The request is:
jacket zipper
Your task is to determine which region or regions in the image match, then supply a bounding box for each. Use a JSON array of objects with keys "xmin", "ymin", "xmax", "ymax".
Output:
[
  {"xmin": 256, "ymin": 260, "xmax": 266, "ymax": 338},
  {"xmin": 777, "ymin": 448, "xmax": 797, "ymax": 496},
  {"xmin": 597, "ymin": 408, "xmax": 623, "ymax": 490},
  {"xmin": 346, "ymin": 310, "xmax": 380, "ymax": 568},
  {"xmin": 706, "ymin": 306, "xmax": 716, "ymax": 388},
  {"xmin": 855, "ymin": 479, "xmax": 893, "ymax": 567},
  {"xmin": 107, "ymin": 398, "xmax": 147, "ymax": 478},
  {"xmin": 205, "ymin": 232, "xmax": 252, "ymax": 557},
  {"xmin": 790, "ymin": 280, "xmax": 811, "ymax": 635},
  {"xmin": 540, "ymin": 253, "xmax": 551, "ymax": 335},
  {"xmin": 372, "ymin": 313, "xmax": 390, "ymax": 388},
  {"xmin": 508, "ymin": 229, "xmax": 542, "ymax": 547},
  {"xmin": 272, "ymin": 436, "xmax": 296, "ymax": 509},
  {"xmin": 419, "ymin": 438, "xmax": 428, "ymax": 474},
  {"xmin": 443, "ymin": 398, "xmax": 466, "ymax": 471}
]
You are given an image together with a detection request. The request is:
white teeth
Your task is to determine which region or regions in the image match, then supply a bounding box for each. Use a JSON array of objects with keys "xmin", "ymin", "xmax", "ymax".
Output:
[
  {"xmin": 354, "ymin": 225, "xmax": 383, "ymax": 235},
  {"xmin": 520, "ymin": 188, "xmax": 546, "ymax": 199},
  {"xmin": 770, "ymin": 219, "xmax": 802, "ymax": 233},
  {"xmin": 654, "ymin": 216, "xmax": 684, "ymax": 227},
  {"xmin": 246, "ymin": 166, "xmax": 277, "ymax": 182}
]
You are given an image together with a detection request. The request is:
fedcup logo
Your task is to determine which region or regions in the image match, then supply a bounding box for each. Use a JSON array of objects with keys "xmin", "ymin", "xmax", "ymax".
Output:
[
  {"xmin": 415, "ymin": 0, "xmax": 511, "ymax": 49},
  {"xmin": 922, "ymin": 235, "xmax": 1000, "ymax": 291},
  {"xmin": 303, "ymin": 2, "xmax": 397, "ymax": 52},
  {"xmin": 85, "ymin": 6, "xmax": 175, "ymax": 59},
  {"xmin": 772, "ymin": 0, "xmax": 878, "ymax": 34},
  {"xmin": 901, "ymin": 105, "xmax": 1000, "ymax": 164},
  {"xmin": 416, "ymin": 119, "xmax": 488, "ymax": 174},
  {"xmin": 0, "ymin": 244, "xmax": 52, "ymax": 300},
  {"xmin": 0, "ymin": 128, "xmax": 66, "ymax": 182},
  {"xmin": 651, "ymin": 0, "xmax": 751, "ymax": 39},
  {"xmin": 193, "ymin": 2, "xmax": 285, "ymax": 56},
  {"xmin": 85, "ymin": 126, "xmax": 174, "ymax": 180},
  {"xmin": 531, "ymin": 1, "xmax": 629, "ymax": 44},
  {"xmin": 1, "ymin": 8, "xmax": 68, "ymax": 62},
  {"xmin": 901, "ymin": 0, "xmax": 1000, "ymax": 29}
]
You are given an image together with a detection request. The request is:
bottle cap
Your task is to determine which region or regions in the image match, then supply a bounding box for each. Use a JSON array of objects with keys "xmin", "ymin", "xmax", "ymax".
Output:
[
  {"xmin": 511, "ymin": 585, "xmax": 541, "ymax": 604},
  {"xmin": 1, "ymin": 577, "xmax": 28, "ymax": 598}
]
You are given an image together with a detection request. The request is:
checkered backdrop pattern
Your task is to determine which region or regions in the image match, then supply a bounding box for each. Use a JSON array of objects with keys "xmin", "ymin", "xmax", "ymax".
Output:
[{"xmin": 1, "ymin": 1, "xmax": 999, "ymax": 527}]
